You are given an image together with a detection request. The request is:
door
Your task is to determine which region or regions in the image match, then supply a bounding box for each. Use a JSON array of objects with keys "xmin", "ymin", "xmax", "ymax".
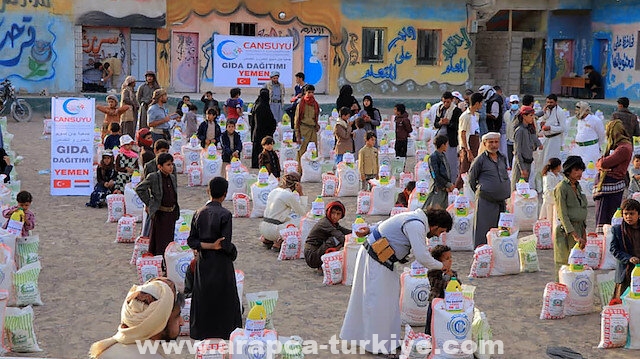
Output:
[
  {"xmin": 171, "ymin": 31, "xmax": 199, "ymax": 93},
  {"xmin": 131, "ymin": 32, "xmax": 156, "ymax": 88},
  {"xmin": 303, "ymin": 36, "xmax": 329, "ymax": 94},
  {"xmin": 551, "ymin": 39, "xmax": 574, "ymax": 94},
  {"xmin": 520, "ymin": 38, "xmax": 546, "ymax": 94}
]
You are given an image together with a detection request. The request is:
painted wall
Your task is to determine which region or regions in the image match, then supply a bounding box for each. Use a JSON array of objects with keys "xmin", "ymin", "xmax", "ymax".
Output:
[
  {"xmin": 592, "ymin": 0, "xmax": 640, "ymax": 100},
  {"xmin": 544, "ymin": 11, "xmax": 591, "ymax": 95},
  {"xmin": 166, "ymin": 0, "xmax": 471, "ymax": 96}
]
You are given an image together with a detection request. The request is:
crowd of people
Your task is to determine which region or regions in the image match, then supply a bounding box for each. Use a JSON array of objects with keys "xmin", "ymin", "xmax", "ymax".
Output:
[{"xmin": 87, "ymin": 71, "xmax": 640, "ymax": 359}]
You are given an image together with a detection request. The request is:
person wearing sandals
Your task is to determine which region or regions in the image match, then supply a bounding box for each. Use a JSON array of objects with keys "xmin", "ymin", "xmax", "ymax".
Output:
[{"xmin": 259, "ymin": 172, "xmax": 306, "ymax": 250}]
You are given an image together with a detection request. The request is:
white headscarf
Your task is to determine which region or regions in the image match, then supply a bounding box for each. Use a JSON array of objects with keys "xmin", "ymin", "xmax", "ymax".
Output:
[{"xmin": 575, "ymin": 101, "xmax": 591, "ymax": 119}]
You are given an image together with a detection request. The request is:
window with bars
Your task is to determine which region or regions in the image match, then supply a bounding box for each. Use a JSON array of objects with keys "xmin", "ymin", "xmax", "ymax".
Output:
[
  {"xmin": 230, "ymin": 23, "xmax": 256, "ymax": 36},
  {"xmin": 362, "ymin": 28, "xmax": 385, "ymax": 63},
  {"xmin": 417, "ymin": 29, "xmax": 441, "ymax": 65}
]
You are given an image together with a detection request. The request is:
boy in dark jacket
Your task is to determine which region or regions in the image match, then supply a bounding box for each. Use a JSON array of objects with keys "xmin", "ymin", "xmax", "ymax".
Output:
[
  {"xmin": 220, "ymin": 120, "xmax": 243, "ymax": 163},
  {"xmin": 304, "ymin": 201, "xmax": 351, "ymax": 271},
  {"xmin": 610, "ymin": 198, "xmax": 640, "ymax": 300},
  {"xmin": 425, "ymin": 244, "xmax": 458, "ymax": 335},
  {"xmin": 258, "ymin": 136, "xmax": 281, "ymax": 179}
]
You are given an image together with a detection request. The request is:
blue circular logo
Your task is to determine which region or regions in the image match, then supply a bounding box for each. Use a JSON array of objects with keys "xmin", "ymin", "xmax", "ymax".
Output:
[
  {"xmin": 447, "ymin": 313, "xmax": 470, "ymax": 340},
  {"xmin": 411, "ymin": 284, "xmax": 430, "ymax": 307},
  {"xmin": 573, "ymin": 275, "xmax": 592, "ymax": 297},
  {"xmin": 501, "ymin": 239, "xmax": 516, "ymax": 258},
  {"xmin": 456, "ymin": 218, "xmax": 470, "ymax": 234},
  {"xmin": 217, "ymin": 40, "xmax": 243, "ymax": 61}
]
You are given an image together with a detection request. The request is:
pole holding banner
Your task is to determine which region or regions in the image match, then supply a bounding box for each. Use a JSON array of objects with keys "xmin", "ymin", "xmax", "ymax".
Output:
[{"xmin": 50, "ymin": 97, "xmax": 95, "ymax": 196}]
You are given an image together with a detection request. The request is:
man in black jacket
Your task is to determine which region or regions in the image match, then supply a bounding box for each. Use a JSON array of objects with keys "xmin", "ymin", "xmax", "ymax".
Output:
[{"xmin": 434, "ymin": 91, "xmax": 463, "ymax": 182}]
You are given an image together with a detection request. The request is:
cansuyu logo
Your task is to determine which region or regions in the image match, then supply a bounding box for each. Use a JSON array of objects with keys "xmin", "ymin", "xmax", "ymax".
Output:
[{"xmin": 217, "ymin": 40, "xmax": 243, "ymax": 61}]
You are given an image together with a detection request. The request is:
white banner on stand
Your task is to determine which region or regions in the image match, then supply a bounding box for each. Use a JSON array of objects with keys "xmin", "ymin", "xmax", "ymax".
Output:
[{"xmin": 51, "ymin": 97, "xmax": 95, "ymax": 196}]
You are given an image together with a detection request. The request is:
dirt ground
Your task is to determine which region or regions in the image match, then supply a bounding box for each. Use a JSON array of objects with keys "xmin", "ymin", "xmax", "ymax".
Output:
[{"xmin": 3, "ymin": 112, "xmax": 638, "ymax": 358}]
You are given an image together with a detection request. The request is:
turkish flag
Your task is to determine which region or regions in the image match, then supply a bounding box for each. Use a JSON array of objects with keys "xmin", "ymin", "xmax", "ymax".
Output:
[
  {"xmin": 53, "ymin": 179, "xmax": 71, "ymax": 188},
  {"xmin": 237, "ymin": 78, "xmax": 250, "ymax": 85}
]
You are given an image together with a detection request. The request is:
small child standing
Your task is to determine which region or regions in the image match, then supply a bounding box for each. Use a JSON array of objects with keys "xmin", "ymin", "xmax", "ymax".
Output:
[
  {"xmin": 103, "ymin": 122, "xmax": 121, "ymax": 150},
  {"xmin": 114, "ymin": 135, "xmax": 139, "ymax": 193},
  {"xmin": 183, "ymin": 103, "xmax": 199, "ymax": 139},
  {"xmin": 258, "ymin": 136, "xmax": 281, "ymax": 179},
  {"xmin": 394, "ymin": 103, "xmax": 412, "ymax": 158},
  {"xmin": 540, "ymin": 157, "xmax": 563, "ymax": 219},
  {"xmin": 334, "ymin": 107, "xmax": 354, "ymax": 164},
  {"xmin": 610, "ymin": 198, "xmax": 640, "ymax": 300},
  {"xmin": 224, "ymin": 87, "xmax": 244, "ymax": 121},
  {"xmin": 358, "ymin": 131, "xmax": 378, "ymax": 190},
  {"xmin": 628, "ymin": 154, "xmax": 640, "ymax": 197},
  {"xmin": 425, "ymin": 244, "xmax": 457, "ymax": 335},
  {"xmin": 353, "ymin": 117, "xmax": 367, "ymax": 155},
  {"xmin": 2, "ymin": 190, "xmax": 35, "ymax": 237},
  {"xmin": 220, "ymin": 120, "xmax": 243, "ymax": 163}
]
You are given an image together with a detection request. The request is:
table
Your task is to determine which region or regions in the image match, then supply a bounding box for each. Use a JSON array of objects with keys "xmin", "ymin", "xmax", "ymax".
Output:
[{"xmin": 560, "ymin": 77, "xmax": 586, "ymax": 97}]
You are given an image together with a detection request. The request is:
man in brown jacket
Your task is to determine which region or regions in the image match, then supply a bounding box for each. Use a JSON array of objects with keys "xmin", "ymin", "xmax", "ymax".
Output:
[
  {"xmin": 295, "ymin": 85, "xmax": 320, "ymax": 168},
  {"xmin": 612, "ymin": 97, "xmax": 640, "ymax": 138},
  {"xmin": 358, "ymin": 131, "xmax": 379, "ymax": 190},
  {"xmin": 304, "ymin": 201, "xmax": 351, "ymax": 271}
]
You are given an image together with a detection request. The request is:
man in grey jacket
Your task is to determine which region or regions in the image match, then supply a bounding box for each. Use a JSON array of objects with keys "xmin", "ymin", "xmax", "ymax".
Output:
[{"xmin": 512, "ymin": 106, "xmax": 542, "ymax": 191}]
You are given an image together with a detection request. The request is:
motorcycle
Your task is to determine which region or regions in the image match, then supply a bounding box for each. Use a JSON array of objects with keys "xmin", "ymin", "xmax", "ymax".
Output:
[{"xmin": 0, "ymin": 79, "xmax": 33, "ymax": 122}]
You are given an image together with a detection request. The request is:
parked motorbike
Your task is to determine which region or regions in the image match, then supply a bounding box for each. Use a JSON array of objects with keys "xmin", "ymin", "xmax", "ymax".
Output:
[{"xmin": 0, "ymin": 79, "xmax": 33, "ymax": 122}]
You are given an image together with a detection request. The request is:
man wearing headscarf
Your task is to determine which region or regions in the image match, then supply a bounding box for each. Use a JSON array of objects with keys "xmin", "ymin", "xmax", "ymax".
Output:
[
  {"xmin": 119, "ymin": 76, "xmax": 139, "ymax": 139},
  {"xmin": 148, "ymin": 89, "xmax": 179, "ymax": 144},
  {"xmin": 594, "ymin": 119, "xmax": 633, "ymax": 231},
  {"xmin": 264, "ymin": 71, "xmax": 285, "ymax": 122},
  {"xmin": 89, "ymin": 278, "xmax": 184, "ymax": 358},
  {"xmin": 468, "ymin": 132, "xmax": 511, "ymax": 247},
  {"xmin": 479, "ymin": 85, "xmax": 504, "ymax": 134},
  {"xmin": 259, "ymin": 172, "xmax": 307, "ymax": 249},
  {"xmin": 304, "ymin": 201, "xmax": 351, "ymax": 270},
  {"xmin": 96, "ymin": 94, "xmax": 130, "ymax": 140},
  {"xmin": 137, "ymin": 71, "xmax": 160, "ymax": 129},
  {"xmin": 511, "ymin": 106, "xmax": 542, "ymax": 191},
  {"xmin": 571, "ymin": 101, "xmax": 605, "ymax": 166}
]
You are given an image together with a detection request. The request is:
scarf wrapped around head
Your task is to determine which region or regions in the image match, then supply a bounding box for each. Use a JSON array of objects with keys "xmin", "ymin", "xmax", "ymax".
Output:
[
  {"xmin": 575, "ymin": 101, "xmax": 591, "ymax": 119},
  {"xmin": 121, "ymin": 76, "xmax": 136, "ymax": 90},
  {"xmin": 280, "ymin": 172, "xmax": 301, "ymax": 191},
  {"xmin": 89, "ymin": 280, "xmax": 174, "ymax": 358},
  {"xmin": 604, "ymin": 119, "xmax": 631, "ymax": 156},
  {"xmin": 137, "ymin": 128, "xmax": 153, "ymax": 148}
]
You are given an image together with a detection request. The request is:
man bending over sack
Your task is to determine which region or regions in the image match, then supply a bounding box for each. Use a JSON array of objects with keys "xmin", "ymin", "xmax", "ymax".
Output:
[
  {"xmin": 304, "ymin": 201, "xmax": 351, "ymax": 270},
  {"xmin": 89, "ymin": 277, "xmax": 184, "ymax": 358}
]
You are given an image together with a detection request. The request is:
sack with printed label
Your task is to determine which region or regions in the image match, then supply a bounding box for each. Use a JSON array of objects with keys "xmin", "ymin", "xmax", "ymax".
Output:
[
  {"xmin": 187, "ymin": 163, "xmax": 204, "ymax": 187},
  {"xmin": 321, "ymin": 250, "xmax": 344, "ymax": 285},
  {"xmin": 15, "ymin": 235, "xmax": 38, "ymax": 270},
  {"xmin": 250, "ymin": 180, "xmax": 277, "ymax": 218},
  {"xmin": 232, "ymin": 193, "xmax": 251, "ymax": 218},
  {"xmin": 13, "ymin": 261, "xmax": 43, "ymax": 306},
  {"xmin": 509, "ymin": 189, "xmax": 538, "ymax": 230},
  {"xmin": 0, "ymin": 244, "xmax": 15, "ymax": 306},
  {"xmin": 601, "ymin": 225, "xmax": 617, "ymax": 270},
  {"xmin": 533, "ymin": 219, "xmax": 553, "ymax": 249},
  {"xmin": 559, "ymin": 265, "xmax": 595, "ymax": 316},
  {"xmin": 130, "ymin": 236, "xmax": 150, "ymax": 265},
  {"xmin": 283, "ymin": 159, "xmax": 299, "ymax": 174},
  {"xmin": 124, "ymin": 183, "xmax": 144, "ymax": 222},
  {"xmin": 229, "ymin": 328, "xmax": 278, "ymax": 359},
  {"xmin": 336, "ymin": 164, "xmax": 359, "ymax": 197},
  {"xmin": 4, "ymin": 306, "xmax": 41, "ymax": 352},
  {"xmin": 584, "ymin": 233, "xmax": 603, "ymax": 269},
  {"xmin": 369, "ymin": 181, "xmax": 396, "ymax": 216},
  {"xmin": 106, "ymin": 193, "xmax": 126, "ymax": 222},
  {"xmin": 597, "ymin": 304, "xmax": 629, "ymax": 348},
  {"xmin": 301, "ymin": 156, "xmax": 322, "ymax": 183},
  {"xmin": 164, "ymin": 242, "xmax": 194, "ymax": 293},
  {"xmin": 321, "ymin": 173, "xmax": 338, "ymax": 197},
  {"xmin": 468, "ymin": 244, "xmax": 493, "ymax": 278},
  {"xmin": 342, "ymin": 236, "xmax": 361, "ymax": 286},
  {"xmin": 540, "ymin": 282, "xmax": 569, "ymax": 320},
  {"xmin": 356, "ymin": 191, "xmax": 371, "ymax": 215},
  {"xmin": 195, "ymin": 338, "xmax": 228, "ymax": 358},
  {"xmin": 623, "ymin": 292, "xmax": 640, "ymax": 349},
  {"xmin": 430, "ymin": 298, "xmax": 474, "ymax": 359},
  {"xmin": 136, "ymin": 255, "xmax": 163, "ymax": 284},
  {"xmin": 445, "ymin": 199, "xmax": 474, "ymax": 251},
  {"xmin": 400, "ymin": 269, "xmax": 431, "ymax": 326},
  {"xmin": 173, "ymin": 153, "xmax": 185, "ymax": 174},
  {"xmin": 278, "ymin": 225, "xmax": 302, "ymax": 261},
  {"xmin": 518, "ymin": 235, "xmax": 539, "ymax": 273},
  {"xmin": 391, "ymin": 206, "xmax": 409, "ymax": 217},
  {"xmin": 179, "ymin": 298, "xmax": 191, "ymax": 337},
  {"xmin": 115, "ymin": 215, "xmax": 136, "ymax": 243},
  {"xmin": 487, "ymin": 228, "xmax": 520, "ymax": 276},
  {"xmin": 399, "ymin": 324, "xmax": 431, "ymax": 359}
]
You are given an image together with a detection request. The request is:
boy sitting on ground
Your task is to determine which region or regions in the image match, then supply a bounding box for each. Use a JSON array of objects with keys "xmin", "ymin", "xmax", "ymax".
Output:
[{"xmin": 304, "ymin": 201, "xmax": 351, "ymax": 272}]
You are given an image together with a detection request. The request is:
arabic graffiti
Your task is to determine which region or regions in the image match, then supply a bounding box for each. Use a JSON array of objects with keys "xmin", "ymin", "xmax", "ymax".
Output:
[
  {"xmin": 362, "ymin": 25, "xmax": 416, "ymax": 81},
  {"xmin": 0, "ymin": 14, "xmax": 56, "ymax": 81},
  {"xmin": 301, "ymin": 26, "xmax": 325, "ymax": 35},
  {"xmin": 612, "ymin": 51, "xmax": 635, "ymax": 71},
  {"xmin": 442, "ymin": 58, "xmax": 467, "ymax": 74},
  {"xmin": 613, "ymin": 33, "xmax": 635, "ymax": 51},
  {"xmin": 0, "ymin": 0, "xmax": 51, "ymax": 13},
  {"xmin": 81, "ymin": 28, "xmax": 125, "ymax": 68},
  {"xmin": 257, "ymin": 26, "xmax": 300, "ymax": 50},
  {"xmin": 362, "ymin": 63, "xmax": 396, "ymax": 81},
  {"xmin": 611, "ymin": 33, "xmax": 636, "ymax": 72},
  {"xmin": 388, "ymin": 26, "xmax": 415, "ymax": 52},
  {"xmin": 442, "ymin": 27, "xmax": 471, "ymax": 62}
]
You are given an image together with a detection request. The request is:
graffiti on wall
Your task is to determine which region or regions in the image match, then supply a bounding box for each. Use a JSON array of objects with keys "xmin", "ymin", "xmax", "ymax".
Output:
[
  {"xmin": 348, "ymin": 32, "xmax": 359, "ymax": 65},
  {"xmin": 0, "ymin": 14, "xmax": 56, "ymax": 81},
  {"xmin": 612, "ymin": 33, "xmax": 635, "ymax": 71},
  {"xmin": 257, "ymin": 26, "xmax": 300, "ymax": 50},
  {"xmin": 0, "ymin": 0, "xmax": 51, "ymax": 13},
  {"xmin": 361, "ymin": 26, "xmax": 416, "ymax": 81},
  {"xmin": 441, "ymin": 27, "xmax": 471, "ymax": 75},
  {"xmin": 171, "ymin": 31, "xmax": 198, "ymax": 92}
]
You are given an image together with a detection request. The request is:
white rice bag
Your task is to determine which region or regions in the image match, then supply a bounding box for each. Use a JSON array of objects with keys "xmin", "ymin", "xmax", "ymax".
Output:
[
  {"xmin": 400, "ymin": 324, "xmax": 431, "ymax": 359},
  {"xmin": 300, "ymin": 156, "xmax": 322, "ymax": 183},
  {"xmin": 106, "ymin": 193, "xmax": 125, "ymax": 222},
  {"xmin": 130, "ymin": 236, "xmax": 150, "ymax": 265},
  {"xmin": 173, "ymin": 153, "xmax": 185, "ymax": 174},
  {"xmin": 601, "ymin": 224, "xmax": 617, "ymax": 270},
  {"xmin": 400, "ymin": 269, "xmax": 431, "ymax": 326},
  {"xmin": 299, "ymin": 214, "xmax": 320, "ymax": 245},
  {"xmin": 235, "ymin": 270, "xmax": 244, "ymax": 310},
  {"xmin": 124, "ymin": 182, "xmax": 144, "ymax": 222},
  {"xmin": 321, "ymin": 173, "xmax": 338, "ymax": 197},
  {"xmin": 430, "ymin": 298, "xmax": 474, "ymax": 359},
  {"xmin": 232, "ymin": 193, "xmax": 251, "ymax": 218},
  {"xmin": 487, "ymin": 228, "xmax": 520, "ymax": 276},
  {"xmin": 559, "ymin": 265, "xmax": 596, "ymax": 316},
  {"xmin": 225, "ymin": 165, "xmax": 248, "ymax": 201},
  {"xmin": 368, "ymin": 181, "xmax": 396, "ymax": 216},
  {"xmin": 510, "ymin": 189, "xmax": 538, "ymax": 230},
  {"xmin": 468, "ymin": 244, "xmax": 493, "ymax": 278},
  {"xmin": 336, "ymin": 164, "xmax": 359, "ymax": 197},
  {"xmin": 597, "ymin": 304, "xmax": 629, "ymax": 349},
  {"xmin": 533, "ymin": 219, "xmax": 553, "ymax": 249},
  {"xmin": 181, "ymin": 144, "xmax": 202, "ymax": 164},
  {"xmin": 356, "ymin": 191, "xmax": 371, "ymax": 214},
  {"xmin": 584, "ymin": 233, "xmax": 603, "ymax": 269},
  {"xmin": 0, "ymin": 244, "xmax": 15, "ymax": 305},
  {"xmin": 164, "ymin": 242, "xmax": 194, "ymax": 293},
  {"xmin": 278, "ymin": 224, "xmax": 302, "ymax": 261},
  {"xmin": 518, "ymin": 235, "xmax": 540, "ymax": 273},
  {"xmin": 342, "ymin": 236, "xmax": 361, "ymax": 286},
  {"xmin": 179, "ymin": 297, "xmax": 191, "ymax": 337},
  {"xmin": 195, "ymin": 338, "xmax": 229, "ymax": 358},
  {"xmin": 115, "ymin": 215, "xmax": 136, "ymax": 243},
  {"xmin": 540, "ymin": 282, "xmax": 569, "ymax": 320},
  {"xmin": 279, "ymin": 145, "xmax": 298, "ymax": 167},
  {"xmin": 4, "ymin": 306, "xmax": 41, "ymax": 352},
  {"xmin": 246, "ymin": 291, "xmax": 279, "ymax": 329},
  {"xmin": 187, "ymin": 163, "xmax": 203, "ymax": 187},
  {"xmin": 321, "ymin": 250, "xmax": 344, "ymax": 285},
  {"xmin": 250, "ymin": 180, "xmax": 277, "ymax": 218},
  {"xmin": 229, "ymin": 328, "xmax": 278, "ymax": 359},
  {"xmin": 624, "ymin": 294, "xmax": 640, "ymax": 349},
  {"xmin": 14, "ymin": 261, "xmax": 43, "ymax": 306},
  {"xmin": 0, "ymin": 229, "xmax": 16, "ymax": 262},
  {"xmin": 136, "ymin": 255, "xmax": 163, "ymax": 284},
  {"xmin": 445, "ymin": 206, "xmax": 474, "ymax": 251},
  {"xmin": 15, "ymin": 235, "xmax": 38, "ymax": 270}
]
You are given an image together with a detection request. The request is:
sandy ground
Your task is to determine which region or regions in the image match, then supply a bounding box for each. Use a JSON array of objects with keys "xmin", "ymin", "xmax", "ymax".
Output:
[{"xmin": 3, "ymin": 112, "xmax": 638, "ymax": 358}]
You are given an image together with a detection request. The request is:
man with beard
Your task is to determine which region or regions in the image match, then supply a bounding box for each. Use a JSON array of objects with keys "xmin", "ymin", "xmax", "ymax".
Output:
[
  {"xmin": 434, "ymin": 91, "xmax": 462, "ymax": 181},
  {"xmin": 537, "ymin": 94, "xmax": 567, "ymax": 166}
]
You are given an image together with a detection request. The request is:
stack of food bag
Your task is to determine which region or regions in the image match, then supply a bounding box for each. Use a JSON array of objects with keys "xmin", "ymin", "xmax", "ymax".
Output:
[
  {"xmin": 559, "ymin": 264, "xmax": 596, "ymax": 316},
  {"xmin": 368, "ymin": 167, "xmax": 396, "ymax": 215},
  {"xmin": 250, "ymin": 172, "xmax": 279, "ymax": 218},
  {"xmin": 430, "ymin": 297, "xmax": 474, "ymax": 359},
  {"xmin": 201, "ymin": 144, "xmax": 223, "ymax": 185},
  {"xmin": 486, "ymin": 213, "xmax": 520, "ymax": 276},
  {"xmin": 278, "ymin": 143, "xmax": 299, "ymax": 169},
  {"xmin": 164, "ymin": 241, "xmax": 194, "ymax": 293},
  {"xmin": 443, "ymin": 192, "xmax": 474, "ymax": 251},
  {"xmin": 400, "ymin": 262, "xmax": 430, "ymax": 326},
  {"xmin": 300, "ymin": 143, "xmax": 322, "ymax": 183},
  {"xmin": 225, "ymin": 158, "xmax": 248, "ymax": 201},
  {"xmin": 407, "ymin": 180, "xmax": 429, "ymax": 211},
  {"xmin": 182, "ymin": 136, "xmax": 203, "ymax": 165},
  {"xmin": 336, "ymin": 153, "xmax": 359, "ymax": 197},
  {"xmin": 508, "ymin": 179, "xmax": 538, "ymax": 230}
]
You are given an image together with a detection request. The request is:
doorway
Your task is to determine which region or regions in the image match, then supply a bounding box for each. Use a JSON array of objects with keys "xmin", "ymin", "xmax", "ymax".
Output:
[
  {"xmin": 131, "ymin": 32, "xmax": 156, "ymax": 88},
  {"xmin": 171, "ymin": 31, "xmax": 199, "ymax": 93},
  {"xmin": 303, "ymin": 36, "xmax": 329, "ymax": 94},
  {"xmin": 520, "ymin": 38, "xmax": 546, "ymax": 94}
]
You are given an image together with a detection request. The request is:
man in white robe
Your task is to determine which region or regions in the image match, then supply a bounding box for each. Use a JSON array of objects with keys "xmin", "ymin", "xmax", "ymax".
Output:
[{"xmin": 538, "ymin": 94, "xmax": 567, "ymax": 166}]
